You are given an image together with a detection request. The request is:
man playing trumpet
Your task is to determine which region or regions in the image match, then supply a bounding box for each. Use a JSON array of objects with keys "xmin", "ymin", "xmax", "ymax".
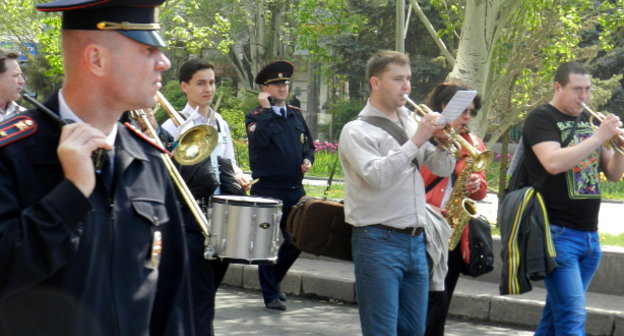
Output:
[
  {"xmin": 339, "ymin": 50, "xmax": 454, "ymax": 336},
  {"xmin": 523, "ymin": 61, "xmax": 624, "ymax": 335}
]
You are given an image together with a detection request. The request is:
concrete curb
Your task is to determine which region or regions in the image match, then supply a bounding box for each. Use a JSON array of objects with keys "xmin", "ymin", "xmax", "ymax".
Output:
[{"xmin": 221, "ymin": 252, "xmax": 624, "ymax": 336}]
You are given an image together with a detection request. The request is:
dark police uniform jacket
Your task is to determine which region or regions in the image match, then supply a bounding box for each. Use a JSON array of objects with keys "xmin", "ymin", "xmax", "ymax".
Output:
[
  {"xmin": 245, "ymin": 105, "xmax": 315, "ymax": 189},
  {"xmin": 0, "ymin": 94, "xmax": 194, "ymax": 336}
]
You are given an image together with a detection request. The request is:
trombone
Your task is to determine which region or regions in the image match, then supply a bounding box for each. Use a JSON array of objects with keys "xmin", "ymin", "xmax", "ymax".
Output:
[
  {"xmin": 403, "ymin": 94, "xmax": 493, "ymax": 171},
  {"xmin": 581, "ymin": 102, "xmax": 624, "ymax": 156},
  {"xmin": 129, "ymin": 92, "xmax": 219, "ymax": 259},
  {"xmin": 129, "ymin": 108, "xmax": 217, "ymax": 259},
  {"xmin": 155, "ymin": 91, "xmax": 218, "ymax": 165}
]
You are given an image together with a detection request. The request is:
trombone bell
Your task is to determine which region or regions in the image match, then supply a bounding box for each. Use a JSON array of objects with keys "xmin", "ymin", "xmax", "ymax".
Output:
[{"xmin": 174, "ymin": 124, "xmax": 219, "ymax": 166}]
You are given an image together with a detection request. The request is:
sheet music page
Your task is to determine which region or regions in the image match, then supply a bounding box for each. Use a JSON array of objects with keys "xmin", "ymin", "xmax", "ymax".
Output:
[{"xmin": 438, "ymin": 90, "xmax": 477, "ymax": 125}]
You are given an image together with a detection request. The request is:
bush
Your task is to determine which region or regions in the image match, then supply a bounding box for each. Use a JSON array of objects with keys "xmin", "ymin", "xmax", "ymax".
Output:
[{"xmin": 321, "ymin": 99, "xmax": 365, "ymax": 141}]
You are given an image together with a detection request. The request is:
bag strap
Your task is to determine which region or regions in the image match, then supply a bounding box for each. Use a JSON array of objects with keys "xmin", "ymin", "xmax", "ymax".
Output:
[
  {"xmin": 359, "ymin": 116, "xmax": 419, "ymax": 168},
  {"xmin": 322, "ymin": 154, "xmax": 339, "ymax": 201},
  {"xmin": 562, "ymin": 112, "xmax": 582, "ymax": 147}
]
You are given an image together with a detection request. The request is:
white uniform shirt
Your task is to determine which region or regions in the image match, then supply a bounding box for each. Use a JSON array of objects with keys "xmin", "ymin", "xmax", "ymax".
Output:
[
  {"xmin": 0, "ymin": 101, "xmax": 26, "ymax": 121},
  {"xmin": 339, "ymin": 100, "xmax": 454, "ymax": 229},
  {"xmin": 162, "ymin": 103, "xmax": 242, "ymax": 176}
]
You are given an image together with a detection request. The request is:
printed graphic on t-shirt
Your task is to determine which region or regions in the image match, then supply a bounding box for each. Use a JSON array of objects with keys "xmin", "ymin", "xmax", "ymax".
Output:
[{"xmin": 559, "ymin": 120, "xmax": 601, "ymax": 199}]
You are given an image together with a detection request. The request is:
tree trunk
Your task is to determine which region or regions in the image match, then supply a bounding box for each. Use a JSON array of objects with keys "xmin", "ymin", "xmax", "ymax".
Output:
[
  {"xmin": 447, "ymin": 0, "xmax": 521, "ymax": 138},
  {"xmin": 307, "ymin": 61, "xmax": 320, "ymax": 139}
]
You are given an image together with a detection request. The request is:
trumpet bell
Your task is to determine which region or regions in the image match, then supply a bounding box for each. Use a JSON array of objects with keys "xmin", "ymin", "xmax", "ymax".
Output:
[
  {"xmin": 174, "ymin": 124, "xmax": 218, "ymax": 165},
  {"xmin": 474, "ymin": 150, "xmax": 494, "ymax": 172}
]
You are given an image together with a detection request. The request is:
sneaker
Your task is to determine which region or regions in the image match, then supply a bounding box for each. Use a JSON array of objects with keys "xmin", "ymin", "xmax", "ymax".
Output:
[
  {"xmin": 278, "ymin": 291, "xmax": 287, "ymax": 302},
  {"xmin": 265, "ymin": 298, "xmax": 286, "ymax": 311}
]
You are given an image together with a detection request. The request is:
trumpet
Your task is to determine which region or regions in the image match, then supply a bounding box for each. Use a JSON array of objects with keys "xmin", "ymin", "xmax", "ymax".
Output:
[
  {"xmin": 581, "ymin": 102, "xmax": 624, "ymax": 156},
  {"xmin": 156, "ymin": 91, "xmax": 218, "ymax": 165},
  {"xmin": 403, "ymin": 94, "xmax": 493, "ymax": 171}
]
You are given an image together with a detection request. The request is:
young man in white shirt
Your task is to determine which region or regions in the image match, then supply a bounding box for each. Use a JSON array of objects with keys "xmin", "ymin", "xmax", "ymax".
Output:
[{"xmin": 162, "ymin": 58, "xmax": 249, "ymax": 336}]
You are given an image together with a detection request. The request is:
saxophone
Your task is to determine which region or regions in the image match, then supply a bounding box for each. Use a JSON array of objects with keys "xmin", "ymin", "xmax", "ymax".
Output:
[{"xmin": 445, "ymin": 131, "xmax": 492, "ymax": 250}]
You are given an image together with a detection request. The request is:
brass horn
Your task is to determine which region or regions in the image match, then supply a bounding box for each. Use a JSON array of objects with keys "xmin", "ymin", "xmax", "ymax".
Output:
[
  {"xmin": 129, "ymin": 108, "xmax": 218, "ymax": 259},
  {"xmin": 156, "ymin": 91, "xmax": 218, "ymax": 165},
  {"xmin": 402, "ymin": 94, "xmax": 494, "ymax": 171},
  {"xmin": 581, "ymin": 102, "xmax": 624, "ymax": 156}
]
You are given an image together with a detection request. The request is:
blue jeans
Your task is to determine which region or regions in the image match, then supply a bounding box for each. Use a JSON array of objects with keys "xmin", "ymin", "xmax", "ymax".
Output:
[
  {"xmin": 352, "ymin": 226, "xmax": 429, "ymax": 336},
  {"xmin": 535, "ymin": 224, "xmax": 601, "ymax": 336}
]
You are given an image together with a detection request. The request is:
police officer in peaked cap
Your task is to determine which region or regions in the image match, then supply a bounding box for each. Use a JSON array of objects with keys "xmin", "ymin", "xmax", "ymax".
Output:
[
  {"xmin": 245, "ymin": 61, "xmax": 315, "ymax": 311},
  {"xmin": 0, "ymin": 0, "xmax": 194, "ymax": 335}
]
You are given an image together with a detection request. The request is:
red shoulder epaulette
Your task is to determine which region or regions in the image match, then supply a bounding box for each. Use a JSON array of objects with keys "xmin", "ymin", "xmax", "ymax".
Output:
[
  {"xmin": 0, "ymin": 116, "xmax": 38, "ymax": 148},
  {"xmin": 123, "ymin": 122, "xmax": 172, "ymax": 155},
  {"xmin": 288, "ymin": 105, "xmax": 301, "ymax": 111},
  {"xmin": 251, "ymin": 107, "xmax": 264, "ymax": 116}
]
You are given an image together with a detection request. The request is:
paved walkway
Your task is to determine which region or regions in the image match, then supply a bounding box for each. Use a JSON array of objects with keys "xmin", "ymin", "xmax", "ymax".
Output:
[{"xmin": 223, "ymin": 254, "xmax": 624, "ymax": 336}]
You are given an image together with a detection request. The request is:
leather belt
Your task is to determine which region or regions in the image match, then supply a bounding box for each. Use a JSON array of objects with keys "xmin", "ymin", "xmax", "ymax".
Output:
[{"xmin": 371, "ymin": 224, "xmax": 424, "ymax": 236}]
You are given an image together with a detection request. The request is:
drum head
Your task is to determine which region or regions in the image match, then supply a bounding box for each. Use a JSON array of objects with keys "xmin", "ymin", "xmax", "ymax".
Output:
[{"xmin": 210, "ymin": 195, "xmax": 282, "ymax": 208}]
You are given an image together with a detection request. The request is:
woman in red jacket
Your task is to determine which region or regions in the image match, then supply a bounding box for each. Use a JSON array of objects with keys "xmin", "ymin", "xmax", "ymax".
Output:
[{"xmin": 422, "ymin": 82, "xmax": 488, "ymax": 336}]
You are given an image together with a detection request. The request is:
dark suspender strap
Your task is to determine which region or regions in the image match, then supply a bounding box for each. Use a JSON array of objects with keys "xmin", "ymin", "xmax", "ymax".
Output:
[
  {"xmin": 359, "ymin": 116, "xmax": 419, "ymax": 168},
  {"xmin": 425, "ymin": 176, "xmax": 444, "ymax": 193}
]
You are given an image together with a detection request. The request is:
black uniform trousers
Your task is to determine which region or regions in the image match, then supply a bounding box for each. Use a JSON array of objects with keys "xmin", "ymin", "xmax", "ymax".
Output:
[
  {"xmin": 253, "ymin": 185, "xmax": 304, "ymax": 303},
  {"xmin": 186, "ymin": 229, "xmax": 229, "ymax": 336},
  {"xmin": 425, "ymin": 246, "xmax": 464, "ymax": 336}
]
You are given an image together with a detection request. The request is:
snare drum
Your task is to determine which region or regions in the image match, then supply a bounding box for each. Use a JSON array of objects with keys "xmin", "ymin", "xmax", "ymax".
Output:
[{"xmin": 208, "ymin": 195, "xmax": 283, "ymax": 264}]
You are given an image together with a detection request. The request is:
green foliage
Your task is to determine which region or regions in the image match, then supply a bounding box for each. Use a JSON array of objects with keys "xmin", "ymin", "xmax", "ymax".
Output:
[
  {"xmin": 37, "ymin": 16, "xmax": 63, "ymax": 77},
  {"xmin": 21, "ymin": 53, "xmax": 63, "ymax": 99},
  {"xmin": 308, "ymin": 151, "xmax": 343, "ymax": 178},
  {"xmin": 293, "ymin": 0, "xmax": 365, "ymax": 62},
  {"xmin": 155, "ymin": 80, "xmax": 187, "ymax": 123},
  {"xmin": 321, "ymin": 99, "xmax": 365, "ymax": 141},
  {"xmin": 220, "ymin": 108, "xmax": 247, "ymax": 141},
  {"xmin": 304, "ymin": 183, "xmax": 344, "ymax": 200},
  {"xmin": 232, "ymin": 139, "xmax": 250, "ymax": 172}
]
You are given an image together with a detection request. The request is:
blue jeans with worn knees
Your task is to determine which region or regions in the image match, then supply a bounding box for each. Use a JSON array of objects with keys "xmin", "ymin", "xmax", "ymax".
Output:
[
  {"xmin": 352, "ymin": 226, "xmax": 429, "ymax": 336},
  {"xmin": 534, "ymin": 224, "xmax": 601, "ymax": 336}
]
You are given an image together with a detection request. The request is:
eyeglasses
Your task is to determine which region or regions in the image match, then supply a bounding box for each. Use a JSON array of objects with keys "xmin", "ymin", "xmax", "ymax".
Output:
[{"xmin": 462, "ymin": 108, "xmax": 477, "ymax": 116}]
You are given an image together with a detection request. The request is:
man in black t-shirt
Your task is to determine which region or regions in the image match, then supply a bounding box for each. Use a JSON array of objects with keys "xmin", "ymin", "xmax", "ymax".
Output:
[{"xmin": 523, "ymin": 61, "xmax": 624, "ymax": 336}]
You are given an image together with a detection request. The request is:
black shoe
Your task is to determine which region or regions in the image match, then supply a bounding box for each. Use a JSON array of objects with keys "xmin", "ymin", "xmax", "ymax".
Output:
[
  {"xmin": 265, "ymin": 298, "xmax": 286, "ymax": 311},
  {"xmin": 278, "ymin": 291, "xmax": 287, "ymax": 302}
]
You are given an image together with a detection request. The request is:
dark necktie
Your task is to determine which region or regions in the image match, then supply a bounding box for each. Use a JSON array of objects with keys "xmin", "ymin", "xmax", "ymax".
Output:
[
  {"xmin": 98, "ymin": 151, "xmax": 114, "ymax": 194},
  {"xmin": 280, "ymin": 108, "xmax": 286, "ymax": 118}
]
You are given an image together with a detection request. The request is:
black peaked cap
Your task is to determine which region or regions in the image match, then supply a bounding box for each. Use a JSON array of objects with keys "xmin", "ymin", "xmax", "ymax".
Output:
[
  {"xmin": 36, "ymin": 0, "xmax": 167, "ymax": 47},
  {"xmin": 255, "ymin": 61, "xmax": 295, "ymax": 85}
]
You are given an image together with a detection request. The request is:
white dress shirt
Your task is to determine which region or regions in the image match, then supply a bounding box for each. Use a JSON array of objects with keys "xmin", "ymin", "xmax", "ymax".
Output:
[{"xmin": 0, "ymin": 101, "xmax": 26, "ymax": 121}]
